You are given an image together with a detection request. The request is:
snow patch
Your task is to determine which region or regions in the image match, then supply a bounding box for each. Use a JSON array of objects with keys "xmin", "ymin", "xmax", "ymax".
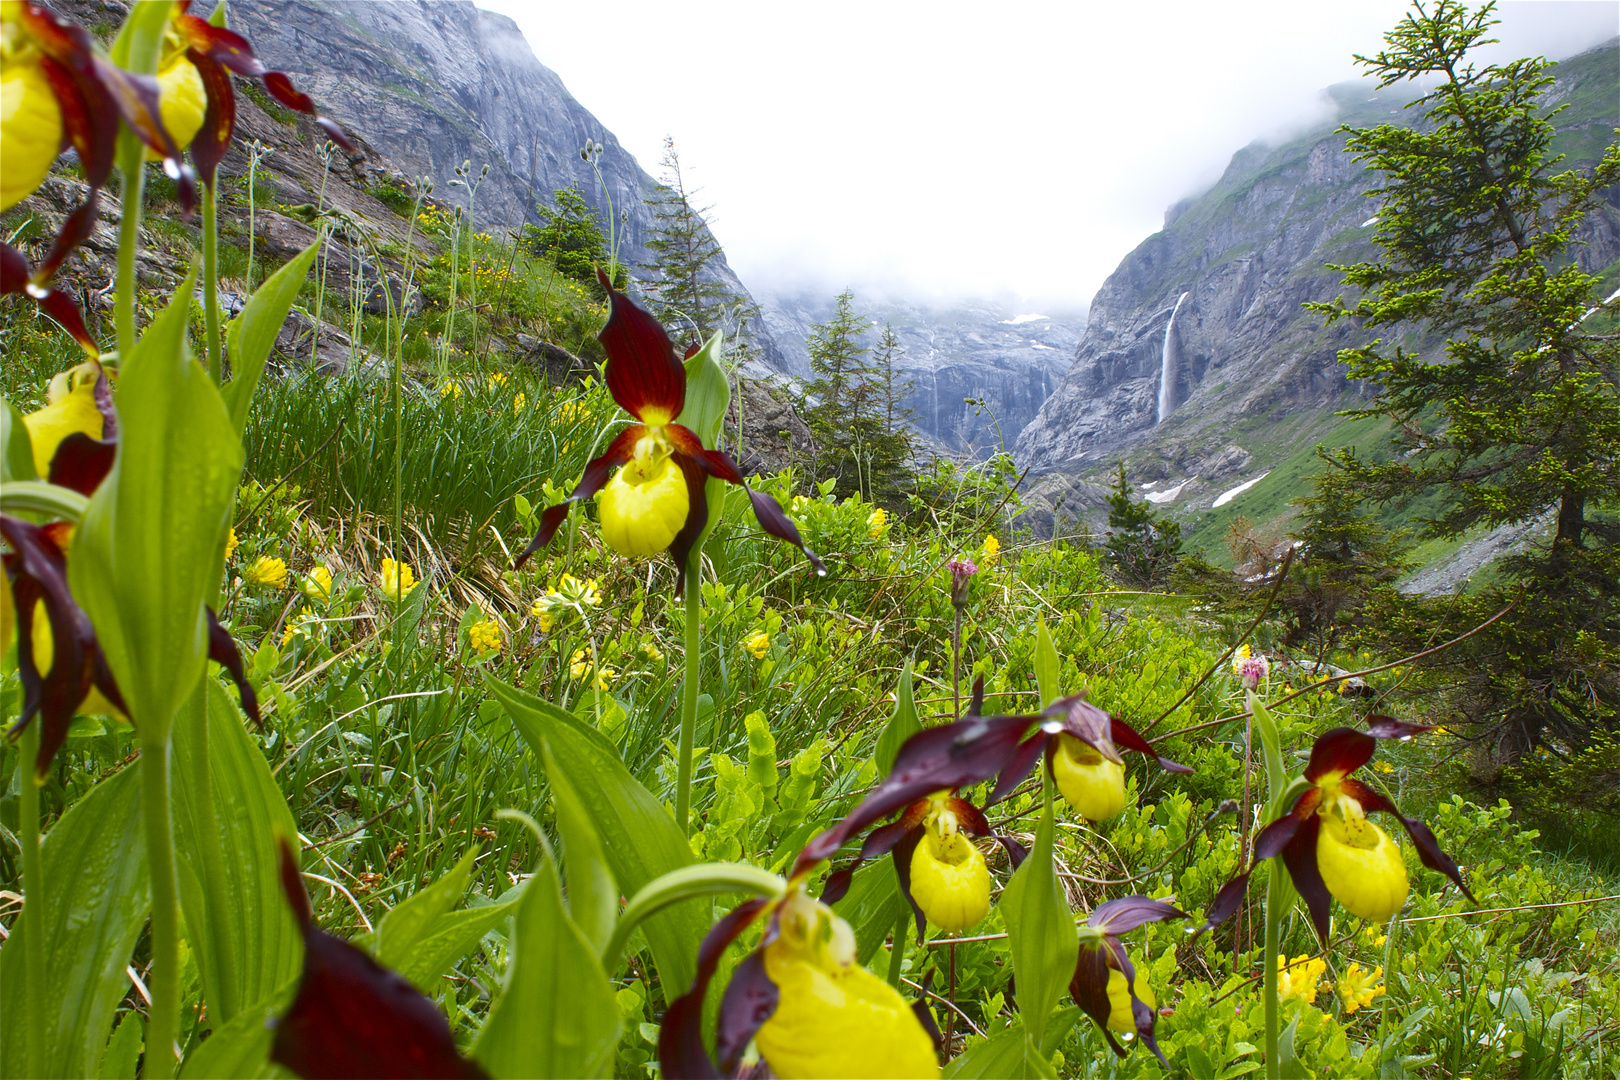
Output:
[
  {"xmin": 1212, "ymin": 472, "xmax": 1270, "ymax": 508},
  {"xmin": 1030, "ymin": 342, "xmax": 1056, "ymax": 350},
  {"xmin": 1002, "ymin": 313, "xmax": 1049, "ymax": 325},
  {"xmin": 1144, "ymin": 480, "xmax": 1190, "ymax": 504},
  {"xmin": 1361, "ymin": 216, "xmax": 1380, "ymax": 227}
]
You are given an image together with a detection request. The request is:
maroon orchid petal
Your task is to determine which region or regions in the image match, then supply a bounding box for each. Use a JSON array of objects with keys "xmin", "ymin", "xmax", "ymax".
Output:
[
  {"xmin": 32, "ymin": 38, "xmax": 116, "ymax": 188},
  {"xmin": 668, "ymin": 428, "xmax": 828, "ymax": 578},
  {"xmin": 658, "ymin": 898, "xmax": 775, "ymax": 1080},
  {"xmin": 36, "ymin": 289, "xmax": 100, "ymax": 356},
  {"xmin": 1088, "ymin": 896, "xmax": 1188, "ymax": 936},
  {"xmin": 1110, "ymin": 716, "xmax": 1193, "ymax": 774},
  {"xmin": 513, "ymin": 425, "xmax": 641, "ymax": 570},
  {"xmin": 911, "ymin": 973, "xmax": 945, "ymax": 1052},
  {"xmin": 666, "ymin": 456, "xmax": 713, "ymax": 598},
  {"xmin": 207, "ymin": 608, "xmax": 261, "ymax": 729},
  {"xmin": 793, "ymin": 714, "xmax": 1037, "ymax": 876},
  {"xmin": 1104, "ymin": 937, "xmax": 1168, "ymax": 1068},
  {"xmin": 1279, "ymin": 815, "xmax": 1334, "ymax": 943},
  {"xmin": 178, "ymin": 15, "xmax": 268, "ymax": 77},
  {"xmin": 1, "ymin": 243, "xmax": 100, "ymax": 356},
  {"xmin": 892, "ymin": 826, "xmax": 928, "ymax": 944},
  {"xmin": 743, "ymin": 484, "xmax": 825, "ymax": 575},
  {"xmin": 0, "ymin": 244, "xmax": 28, "ymax": 294},
  {"xmin": 46, "ymin": 434, "xmax": 116, "ymax": 496},
  {"xmin": 1364, "ymin": 714, "xmax": 1436, "ymax": 740},
  {"xmin": 88, "ymin": 56, "xmax": 196, "ymax": 214},
  {"xmin": 820, "ymin": 813, "xmax": 918, "ymax": 903},
  {"xmin": 1252, "ymin": 787, "xmax": 1321, "ymax": 861},
  {"xmin": 1048, "ymin": 695, "xmax": 1122, "ymax": 764},
  {"xmin": 945, "ymin": 796, "xmax": 990, "ymax": 837},
  {"xmin": 985, "ymin": 731, "xmax": 1051, "ymax": 807},
  {"xmin": 716, "ymin": 950, "xmax": 779, "ymax": 1074},
  {"xmin": 36, "ymin": 193, "xmax": 100, "ymax": 283},
  {"xmin": 187, "ymin": 50, "xmax": 236, "ymax": 185},
  {"xmin": 596, "ymin": 268, "xmax": 685, "ymax": 424},
  {"xmin": 2, "ymin": 516, "xmax": 98, "ymax": 778},
  {"xmin": 860, "ymin": 819, "xmax": 915, "ymax": 861},
  {"xmin": 991, "ymin": 834, "xmax": 1028, "ymax": 870},
  {"xmin": 1303, "ymin": 726, "xmax": 1378, "ymax": 783},
  {"xmin": 271, "ymin": 839, "xmax": 486, "ymax": 1079},
  {"xmin": 1192, "ymin": 872, "xmax": 1252, "ymax": 941},
  {"xmin": 1069, "ymin": 940, "xmax": 1122, "ymax": 1056},
  {"xmin": 965, "ymin": 674, "xmax": 985, "ymax": 719}
]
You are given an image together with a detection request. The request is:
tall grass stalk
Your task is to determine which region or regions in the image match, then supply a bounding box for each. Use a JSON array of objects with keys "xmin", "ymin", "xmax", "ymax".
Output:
[{"xmin": 17, "ymin": 725, "xmax": 44, "ymax": 1076}]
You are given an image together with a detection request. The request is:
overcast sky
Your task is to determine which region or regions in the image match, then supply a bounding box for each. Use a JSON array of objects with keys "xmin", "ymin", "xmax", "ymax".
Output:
[{"xmin": 486, "ymin": 1, "xmax": 1617, "ymax": 312}]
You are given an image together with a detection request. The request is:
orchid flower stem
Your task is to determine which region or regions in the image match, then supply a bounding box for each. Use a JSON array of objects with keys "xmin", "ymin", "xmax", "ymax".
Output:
[
  {"xmin": 1263, "ymin": 869, "xmax": 1283, "ymax": 1080},
  {"xmin": 114, "ymin": 163, "xmax": 146, "ymax": 359},
  {"xmin": 675, "ymin": 553, "xmax": 702, "ymax": 837},
  {"xmin": 203, "ymin": 180, "xmax": 222, "ymax": 384},
  {"xmin": 141, "ymin": 731, "xmax": 182, "ymax": 1080},
  {"xmin": 951, "ymin": 607, "xmax": 962, "ymax": 721},
  {"xmin": 886, "ymin": 907, "xmax": 909, "ymax": 989},
  {"xmin": 18, "ymin": 724, "xmax": 45, "ymax": 1076}
]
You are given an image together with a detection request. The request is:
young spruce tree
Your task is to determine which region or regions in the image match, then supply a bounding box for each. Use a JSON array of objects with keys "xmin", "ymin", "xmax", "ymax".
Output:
[{"xmin": 1311, "ymin": 0, "xmax": 1620, "ymax": 762}]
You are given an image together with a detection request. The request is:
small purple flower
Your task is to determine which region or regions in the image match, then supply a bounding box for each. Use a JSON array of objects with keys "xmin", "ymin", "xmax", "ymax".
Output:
[{"xmin": 947, "ymin": 557, "xmax": 978, "ymax": 608}]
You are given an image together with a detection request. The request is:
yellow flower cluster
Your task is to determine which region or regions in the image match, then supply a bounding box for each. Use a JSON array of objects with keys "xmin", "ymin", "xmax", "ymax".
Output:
[
  {"xmin": 569, "ymin": 649, "xmax": 615, "ymax": 690},
  {"xmin": 1276, "ymin": 954, "xmax": 1328, "ymax": 1005},
  {"xmin": 244, "ymin": 555, "xmax": 288, "ymax": 590},
  {"xmin": 302, "ymin": 566, "xmax": 333, "ymax": 603},
  {"xmin": 1337, "ymin": 963, "xmax": 1385, "ymax": 1014},
  {"xmin": 980, "ymin": 534, "xmax": 1000, "ymax": 565},
  {"xmin": 224, "ymin": 527, "xmax": 239, "ymax": 561},
  {"xmin": 554, "ymin": 398, "xmax": 593, "ymax": 425},
  {"xmin": 867, "ymin": 508, "xmax": 888, "ymax": 539},
  {"xmin": 376, "ymin": 558, "xmax": 417, "ymax": 602},
  {"xmin": 440, "ymin": 381, "xmax": 463, "ymax": 399},
  {"xmin": 530, "ymin": 573, "xmax": 602, "ymax": 632},
  {"xmin": 468, "ymin": 617, "xmax": 503, "ymax": 655},
  {"xmin": 640, "ymin": 641, "xmax": 664, "ymax": 664},
  {"xmin": 744, "ymin": 631, "xmax": 770, "ymax": 659}
]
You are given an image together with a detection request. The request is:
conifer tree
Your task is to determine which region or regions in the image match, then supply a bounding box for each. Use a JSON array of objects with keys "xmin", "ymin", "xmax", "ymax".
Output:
[
  {"xmin": 1103, "ymin": 463, "xmax": 1182, "ymax": 588},
  {"xmin": 519, "ymin": 187, "xmax": 624, "ymax": 292},
  {"xmin": 1311, "ymin": 0, "xmax": 1620, "ymax": 760}
]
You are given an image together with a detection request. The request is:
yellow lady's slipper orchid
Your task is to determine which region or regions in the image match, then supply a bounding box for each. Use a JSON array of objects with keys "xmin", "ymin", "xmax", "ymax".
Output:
[
  {"xmin": 0, "ymin": 32, "xmax": 62, "ymax": 212},
  {"xmin": 1316, "ymin": 795, "xmax": 1409, "ymax": 922},
  {"xmin": 1105, "ymin": 967, "xmax": 1156, "ymax": 1032},
  {"xmin": 596, "ymin": 444, "xmax": 688, "ymax": 557},
  {"xmin": 1053, "ymin": 733, "xmax": 1126, "ymax": 822},
  {"xmin": 22, "ymin": 360, "xmax": 107, "ymax": 478},
  {"xmin": 907, "ymin": 793, "xmax": 991, "ymax": 932},
  {"xmin": 754, "ymin": 892, "xmax": 939, "ymax": 1079}
]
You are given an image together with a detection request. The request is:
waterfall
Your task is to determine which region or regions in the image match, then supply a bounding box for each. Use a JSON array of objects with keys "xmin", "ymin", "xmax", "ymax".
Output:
[{"xmin": 1156, "ymin": 291, "xmax": 1189, "ymax": 424}]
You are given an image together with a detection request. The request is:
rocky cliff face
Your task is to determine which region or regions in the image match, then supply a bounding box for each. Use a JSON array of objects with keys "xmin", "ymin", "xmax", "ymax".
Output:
[
  {"xmin": 228, "ymin": 0, "xmax": 788, "ymax": 367},
  {"xmin": 1015, "ymin": 41, "xmax": 1620, "ymax": 534},
  {"xmin": 759, "ymin": 291, "xmax": 1080, "ymax": 459}
]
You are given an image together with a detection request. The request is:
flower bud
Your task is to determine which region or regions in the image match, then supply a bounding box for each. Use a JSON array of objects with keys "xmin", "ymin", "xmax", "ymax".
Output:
[
  {"xmin": 1053, "ymin": 734, "xmax": 1126, "ymax": 822},
  {"xmin": 946, "ymin": 557, "xmax": 978, "ymax": 608}
]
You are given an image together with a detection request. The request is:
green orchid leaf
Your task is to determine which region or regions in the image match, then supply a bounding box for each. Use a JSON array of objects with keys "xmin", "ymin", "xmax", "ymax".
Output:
[
  {"xmin": 1034, "ymin": 617, "xmax": 1063, "ymax": 707},
  {"xmin": 998, "ymin": 779, "xmax": 1077, "ymax": 1046},
  {"xmin": 486, "ymin": 674, "xmax": 707, "ymax": 992},
  {"xmin": 943, "ymin": 1019, "xmax": 1058, "ymax": 1080},
  {"xmin": 69, "ymin": 270, "xmax": 242, "ymax": 738},
  {"xmin": 472, "ymin": 852, "xmax": 620, "ymax": 1079},
  {"xmin": 176, "ymin": 978, "xmax": 296, "ymax": 1080},
  {"xmin": 541, "ymin": 738, "xmax": 618, "ymax": 956},
  {"xmin": 171, "ymin": 679, "xmax": 301, "ymax": 1027},
  {"xmin": 375, "ymin": 848, "xmax": 481, "ymax": 973},
  {"xmin": 0, "ymin": 766, "xmax": 149, "ymax": 1080},
  {"xmin": 605, "ymin": 862, "xmax": 786, "ymax": 970},
  {"xmin": 829, "ymin": 859, "xmax": 903, "ymax": 968},
  {"xmin": 679, "ymin": 329, "xmax": 729, "ymax": 448},
  {"xmin": 874, "ymin": 659, "xmax": 921, "ymax": 777},
  {"xmin": 0, "ymin": 479, "xmax": 88, "ymax": 523},
  {"xmin": 1, "ymin": 397, "xmax": 38, "ymax": 485},
  {"xmin": 222, "ymin": 240, "xmax": 322, "ymax": 439},
  {"xmin": 388, "ymin": 884, "xmax": 528, "ymax": 991}
]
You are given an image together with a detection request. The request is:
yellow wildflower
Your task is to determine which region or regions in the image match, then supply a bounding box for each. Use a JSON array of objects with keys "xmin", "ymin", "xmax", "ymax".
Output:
[
  {"xmin": 744, "ymin": 631, "xmax": 770, "ymax": 659},
  {"xmin": 488, "ymin": 372, "xmax": 507, "ymax": 389},
  {"xmin": 1337, "ymin": 963, "xmax": 1385, "ymax": 1014},
  {"xmin": 513, "ymin": 392, "xmax": 526, "ymax": 412},
  {"xmin": 281, "ymin": 613, "xmax": 318, "ymax": 648},
  {"xmin": 569, "ymin": 649, "xmax": 614, "ymax": 690},
  {"xmin": 1375, "ymin": 761, "xmax": 1396, "ymax": 774},
  {"xmin": 641, "ymin": 641, "xmax": 664, "ymax": 664},
  {"xmin": 224, "ymin": 527, "xmax": 239, "ymax": 562},
  {"xmin": 980, "ymin": 533, "xmax": 1000, "ymax": 565},
  {"xmin": 530, "ymin": 598, "xmax": 556, "ymax": 634},
  {"xmin": 244, "ymin": 555, "xmax": 288, "ymax": 590},
  {"xmin": 867, "ymin": 507, "xmax": 888, "ymax": 539},
  {"xmin": 1276, "ymin": 954, "xmax": 1327, "ymax": 1005},
  {"xmin": 302, "ymin": 566, "xmax": 333, "ymax": 603},
  {"xmin": 376, "ymin": 557, "xmax": 416, "ymax": 602},
  {"xmin": 468, "ymin": 617, "xmax": 503, "ymax": 655},
  {"xmin": 440, "ymin": 381, "xmax": 463, "ymax": 399}
]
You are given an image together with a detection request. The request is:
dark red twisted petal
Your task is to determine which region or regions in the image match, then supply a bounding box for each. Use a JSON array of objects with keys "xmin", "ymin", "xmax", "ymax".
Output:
[
  {"xmin": 991, "ymin": 834, "xmax": 1028, "ymax": 869},
  {"xmin": 1253, "ymin": 786, "xmax": 1321, "ymax": 860},
  {"xmin": 87, "ymin": 55, "xmax": 196, "ymax": 213},
  {"xmin": 1069, "ymin": 939, "xmax": 1121, "ymax": 1055},
  {"xmin": 793, "ymin": 713, "xmax": 1037, "ymax": 877},
  {"xmin": 910, "ymin": 972, "xmax": 944, "ymax": 1052},
  {"xmin": 47, "ymin": 434, "xmax": 115, "ymax": 496},
  {"xmin": 187, "ymin": 50, "xmax": 235, "ymax": 185},
  {"xmin": 271, "ymin": 838, "xmax": 487, "ymax": 1079},
  {"xmin": 36, "ymin": 190, "xmax": 100, "ymax": 284},
  {"xmin": 1087, "ymin": 896, "xmax": 1188, "ymax": 936},
  {"xmin": 1338, "ymin": 778, "xmax": 1476, "ymax": 902},
  {"xmin": 1364, "ymin": 714, "xmax": 1436, "ymax": 740},
  {"xmin": 1111, "ymin": 715, "xmax": 1193, "ymax": 773},
  {"xmin": 262, "ymin": 76, "xmax": 354, "ymax": 153},
  {"xmin": 985, "ymin": 730, "xmax": 1052, "ymax": 807},
  {"xmin": 1279, "ymin": 814, "xmax": 1333, "ymax": 943},
  {"xmin": 1304, "ymin": 726, "xmax": 1378, "ymax": 783},
  {"xmin": 0, "ymin": 245, "xmax": 28, "ymax": 294},
  {"xmin": 817, "ymin": 816, "xmax": 914, "ymax": 905},
  {"xmin": 206, "ymin": 608, "xmax": 261, "ymax": 729},
  {"xmin": 946, "ymin": 796, "xmax": 989, "ymax": 837},
  {"xmin": 1, "ymin": 515, "xmax": 97, "ymax": 778},
  {"xmin": 666, "ymin": 455, "xmax": 712, "ymax": 598},
  {"xmin": 513, "ymin": 425, "xmax": 641, "ymax": 570},
  {"xmin": 37, "ymin": 54, "xmax": 116, "ymax": 189},
  {"xmin": 1047, "ymin": 695, "xmax": 1121, "ymax": 764},
  {"xmin": 965, "ymin": 674, "xmax": 985, "ymax": 719},
  {"xmin": 1191, "ymin": 872, "xmax": 1252, "ymax": 941},
  {"xmin": 1104, "ymin": 936, "xmax": 1168, "ymax": 1068},
  {"xmin": 658, "ymin": 898, "xmax": 774, "ymax": 1080},
  {"xmin": 597, "ymin": 268, "xmax": 685, "ymax": 423},
  {"xmin": 892, "ymin": 826, "xmax": 928, "ymax": 944},
  {"xmin": 1, "ymin": 242, "xmax": 99, "ymax": 355},
  {"xmin": 716, "ymin": 951, "xmax": 779, "ymax": 1075}
]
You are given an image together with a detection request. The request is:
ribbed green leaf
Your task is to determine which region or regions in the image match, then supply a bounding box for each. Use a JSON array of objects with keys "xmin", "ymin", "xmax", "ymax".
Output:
[
  {"xmin": 486, "ymin": 674, "xmax": 706, "ymax": 993},
  {"xmin": 473, "ymin": 854, "xmax": 620, "ymax": 1079},
  {"xmin": 172, "ymin": 679, "xmax": 301, "ymax": 1027},
  {"xmin": 376, "ymin": 848, "xmax": 480, "ymax": 973},
  {"xmin": 0, "ymin": 767, "xmax": 149, "ymax": 1079},
  {"xmin": 679, "ymin": 329, "xmax": 729, "ymax": 447},
  {"xmin": 176, "ymin": 979, "xmax": 296, "ymax": 1080},
  {"xmin": 874, "ymin": 659, "xmax": 921, "ymax": 776},
  {"xmin": 1, "ymin": 397, "xmax": 37, "ymax": 485},
  {"xmin": 222, "ymin": 241, "xmax": 321, "ymax": 438},
  {"xmin": 1034, "ymin": 618, "xmax": 1063, "ymax": 707},
  {"xmin": 541, "ymin": 739, "xmax": 617, "ymax": 955},
  {"xmin": 389, "ymin": 886, "xmax": 527, "ymax": 991},
  {"xmin": 998, "ymin": 780, "xmax": 1077, "ymax": 1045}
]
